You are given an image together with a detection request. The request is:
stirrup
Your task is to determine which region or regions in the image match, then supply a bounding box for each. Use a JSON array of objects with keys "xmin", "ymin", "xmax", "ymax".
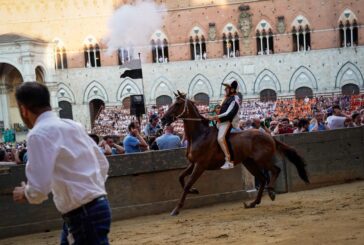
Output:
[{"xmin": 221, "ymin": 161, "xmax": 234, "ymax": 170}]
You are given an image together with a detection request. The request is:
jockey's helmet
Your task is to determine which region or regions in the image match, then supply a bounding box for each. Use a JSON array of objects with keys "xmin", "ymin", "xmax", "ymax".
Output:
[{"xmin": 222, "ymin": 79, "xmax": 238, "ymax": 90}]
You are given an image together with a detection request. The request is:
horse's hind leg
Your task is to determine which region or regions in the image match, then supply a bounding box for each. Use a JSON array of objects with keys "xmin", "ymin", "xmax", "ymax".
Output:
[
  {"xmin": 179, "ymin": 162, "xmax": 199, "ymax": 194},
  {"xmin": 267, "ymin": 165, "xmax": 281, "ymax": 201},
  {"xmin": 242, "ymin": 158, "xmax": 267, "ymax": 208},
  {"xmin": 171, "ymin": 164, "xmax": 205, "ymax": 216}
]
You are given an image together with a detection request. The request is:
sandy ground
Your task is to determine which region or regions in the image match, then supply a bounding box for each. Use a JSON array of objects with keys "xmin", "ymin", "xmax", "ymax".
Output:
[{"xmin": 1, "ymin": 181, "xmax": 363, "ymax": 245}]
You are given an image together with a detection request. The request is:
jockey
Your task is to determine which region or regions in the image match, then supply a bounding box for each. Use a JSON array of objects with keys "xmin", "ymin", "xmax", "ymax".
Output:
[{"xmin": 208, "ymin": 79, "xmax": 240, "ymax": 170}]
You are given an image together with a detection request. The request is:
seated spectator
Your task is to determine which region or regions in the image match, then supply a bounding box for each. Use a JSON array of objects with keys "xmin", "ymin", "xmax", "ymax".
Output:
[
  {"xmin": 100, "ymin": 135, "xmax": 124, "ymax": 155},
  {"xmin": 327, "ymin": 105, "xmax": 350, "ymax": 130},
  {"xmin": 155, "ymin": 125, "xmax": 182, "ymax": 150},
  {"xmin": 309, "ymin": 112, "xmax": 328, "ymax": 132},
  {"xmin": 294, "ymin": 118, "xmax": 310, "ymax": 133},
  {"xmin": 123, "ymin": 122, "xmax": 148, "ymax": 154},
  {"xmin": 143, "ymin": 114, "xmax": 161, "ymax": 137},
  {"xmin": 272, "ymin": 118, "xmax": 294, "ymax": 135},
  {"xmin": 352, "ymin": 112, "xmax": 363, "ymax": 127}
]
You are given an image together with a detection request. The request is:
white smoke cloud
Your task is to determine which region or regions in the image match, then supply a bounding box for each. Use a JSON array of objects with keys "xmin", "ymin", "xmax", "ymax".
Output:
[{"xmin": 106, "ymin": 0, "xmax": 166, "ymax": 56}]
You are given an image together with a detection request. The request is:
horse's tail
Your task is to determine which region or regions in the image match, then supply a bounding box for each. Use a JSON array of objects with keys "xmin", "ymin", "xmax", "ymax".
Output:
[{"xmin": 274, "ymin": 138, "xmax": 310, "ymax": 183}]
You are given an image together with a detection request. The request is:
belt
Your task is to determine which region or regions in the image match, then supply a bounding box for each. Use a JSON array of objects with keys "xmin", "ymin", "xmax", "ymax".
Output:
[{"xmin": 62, "ymin": 195, "xmax": 107, "ymax": 218}]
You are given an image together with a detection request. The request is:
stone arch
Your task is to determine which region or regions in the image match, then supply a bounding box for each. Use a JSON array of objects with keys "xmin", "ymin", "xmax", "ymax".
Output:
[
  {"xmin": 188, "ymin": 74, "xmax": 213, "ymax": 98},
  {"xmin": 338, "ymin": 9, "xmax": 358, "ymax": 24},
  {"xmin": 289, "ymin": 66, "xmax": 318, "ymax": 92},
  {"xmin": 150, "ymin": 76, "xmax": 174, "ymax": 100},
  {"xmin": 221, "ymin": 71, "xmax": 247, "ymax": 95},
  {"xmin": 335, "ymin": 62, "xmax": 363, "ymax": 88},
  {"xmin": 57, "ymin": 83, "xmax": 75, "ymax": 104},
  {"xmin": 116, "ymin": 78, "xmax": 141, "ymax": 102},
  {"xmin": 83, "ymin": 80, "xmax": 108, "ymax": 103},
  {"xmin": 254, "ymin": 69, "xmax": 281, "ymax": 93},
  {"xmin": 291, "ymin": 15, "xmax": 311, "ymax": 28}
]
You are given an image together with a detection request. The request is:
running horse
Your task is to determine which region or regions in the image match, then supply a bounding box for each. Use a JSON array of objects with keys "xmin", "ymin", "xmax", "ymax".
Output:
[{"xmin": 161, "ymin": 91, "xmax": 309, "ymax": 216}]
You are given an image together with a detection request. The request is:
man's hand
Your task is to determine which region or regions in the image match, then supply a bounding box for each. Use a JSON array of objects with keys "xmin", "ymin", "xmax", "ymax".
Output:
[
  {"xmin": 131, "ymin": 128, "xmax": 140, "ymax": 136},
  {"xmin": 207, "ymin": 115, "xmax": 218, "ymax": 121},
  {"xmin": 13, "ymin": 182, "xmax": 27, "ymax": 203}
]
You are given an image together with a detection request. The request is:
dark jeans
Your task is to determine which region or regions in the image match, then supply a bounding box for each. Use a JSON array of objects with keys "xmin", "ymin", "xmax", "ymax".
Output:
[{"xmin": 60, "ymin": 196, "xmax": 111, "ymax": 245}]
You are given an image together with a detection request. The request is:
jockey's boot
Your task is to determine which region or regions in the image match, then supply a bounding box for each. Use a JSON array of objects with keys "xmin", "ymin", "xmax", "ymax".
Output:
[{"xmin": 221, "ymin": 161, "xmax": 234, "ymax": 170}]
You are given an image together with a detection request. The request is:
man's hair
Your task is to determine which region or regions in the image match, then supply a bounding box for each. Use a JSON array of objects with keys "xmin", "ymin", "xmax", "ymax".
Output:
[
  {"xmin": 128, "ymin": 122, "xmax": 137, "ymax": 131},
  {"xmin": 89, "ymin": 134, "xmax": 100, "ymax": 144},
  {"xmin": 15, "ymin": 82, "xmax": 51, "ymax": 114},
  {"xmin": 281, "ymin": 118, "xmax": 290, "ymax": 123},
  {"xmin": 332, "ymin": 105, "xmax": 341, "ymax": 110},
  {"xmin": 103, "ymin": 135, "xmax": 113, "ymax": 141},
  {"xmin": 352, "ymin": 112, "xmax": 360, "ymax": 120}
]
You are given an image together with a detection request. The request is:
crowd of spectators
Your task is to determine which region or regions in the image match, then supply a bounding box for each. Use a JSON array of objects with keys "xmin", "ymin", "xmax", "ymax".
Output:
[
  {"xmin": 2, "ymin": 94, "xmax": 363, "ymax": 162},
  {"xmin": 0, "ymin": 141, "xmax": 27, "ymax": 164}
]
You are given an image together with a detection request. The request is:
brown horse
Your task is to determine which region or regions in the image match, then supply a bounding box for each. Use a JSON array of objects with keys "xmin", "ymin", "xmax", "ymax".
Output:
[{"xmin": 161, "ymin": 91, "xmax": 309, "ymax": 216}]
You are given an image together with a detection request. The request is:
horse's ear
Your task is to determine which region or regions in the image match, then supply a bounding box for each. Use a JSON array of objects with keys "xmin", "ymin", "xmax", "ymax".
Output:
[
  {"xmin": 177, "ymin": 90, "xmax": 182, "ymax": 96},
  {"xmin": 173, "ymin": 91, "xmax": 178, "ymax": 97}
]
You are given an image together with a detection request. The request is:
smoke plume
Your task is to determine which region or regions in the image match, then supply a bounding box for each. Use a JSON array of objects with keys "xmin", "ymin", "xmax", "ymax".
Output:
[{"xmin": 106, "ymin": 0, "xmax": 166, "ymax": 56}]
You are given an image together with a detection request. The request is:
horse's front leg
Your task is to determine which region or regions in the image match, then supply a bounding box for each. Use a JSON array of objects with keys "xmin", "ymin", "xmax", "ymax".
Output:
[
  {"xmin": 171, "ymin": 163, "xmax": 205, "ymax": 216},
  {"xmin": 179, "ymin": 162, "xmax": 199, "ymax": 194}
]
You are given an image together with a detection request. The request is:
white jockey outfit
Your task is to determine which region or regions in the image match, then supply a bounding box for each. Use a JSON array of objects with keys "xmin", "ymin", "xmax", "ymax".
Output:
[{"xmin": 216, "ymin": 80, "xmax": 240, "ymax": 170}]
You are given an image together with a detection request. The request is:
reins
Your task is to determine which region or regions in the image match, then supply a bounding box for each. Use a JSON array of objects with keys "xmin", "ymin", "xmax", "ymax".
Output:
[{"xmin": 176, "ymin": 97, "xmax": 203, "ymax": 121}]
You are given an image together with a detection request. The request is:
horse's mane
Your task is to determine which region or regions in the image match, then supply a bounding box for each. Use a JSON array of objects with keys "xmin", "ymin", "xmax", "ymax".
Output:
[{"xmin": 188, "ymin": 99, "xmax": 210, "ymax": 127}]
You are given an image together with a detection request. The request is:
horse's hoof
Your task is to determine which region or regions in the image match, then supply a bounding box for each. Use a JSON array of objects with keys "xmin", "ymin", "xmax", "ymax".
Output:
[
  {"xmin": 268, "ymin": 190, "xmax": 276, "ymax": 201},
  {"xmin": 189, "ymin": 188, "xmax": 199, "ymax": 194},
  {"xmin": 170, "ymin": 208, "xmax": 180, "ymax": 216},
  {"xmin": 244, "ymin": 202, "xmax": 256, "ymax": 209}
]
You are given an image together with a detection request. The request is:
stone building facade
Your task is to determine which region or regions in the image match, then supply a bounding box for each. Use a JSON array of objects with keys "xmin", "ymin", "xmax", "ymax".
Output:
[{"xmin": 0, "ymin": 0, "xmax": 363, "ymax": 129}]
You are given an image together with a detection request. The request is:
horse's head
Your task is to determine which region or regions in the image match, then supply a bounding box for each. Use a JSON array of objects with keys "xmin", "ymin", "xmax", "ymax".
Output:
[{"xmin": 161, "ymin": 91, "xmax": 187, "ymax": 127}]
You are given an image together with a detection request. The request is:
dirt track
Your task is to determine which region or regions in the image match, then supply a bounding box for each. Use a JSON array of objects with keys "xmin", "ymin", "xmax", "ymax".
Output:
[{"xmin": 1, "ymin": 181, "xmax": 363, "ymax": 245}]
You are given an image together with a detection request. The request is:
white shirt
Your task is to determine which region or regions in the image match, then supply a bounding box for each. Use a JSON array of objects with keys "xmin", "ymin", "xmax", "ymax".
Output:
[
  {"xmin": 326, "ymin": 115, "xmax": 346, "ymax": 129},
  {"xmin": 24, "ymin": 111, "xmax": 109, "ymax": 214}
]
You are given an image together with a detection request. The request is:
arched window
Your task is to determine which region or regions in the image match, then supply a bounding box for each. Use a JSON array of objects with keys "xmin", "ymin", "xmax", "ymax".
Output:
[
  {"xmin": 53, "ymin": 39, "xmax": 68, "ymax": 70},
  {"xmin": 295, "ymin": 87, "xmax": 313, "ymax": 99},
  {"xmin": 89, "ymin": 99, "xmax": 105, "ymax": 126},
  {"xmin": 194, "ymin": 93, "xmax": 210, "ymax": 105},
  {"xmin": 156, "ymin": 95, "xmax": 172, "ymax": 107},
  {"xmin": 151, "ymin": 31, "xmax": 169, "ymax": 63},
  {"xmin": 260, "ymin": 89, "xmax": 277, "ymax": 102},
  {"xmin": 256, "ymin": 20, "xmax": 274, "ymax": 55},
  {"xmin": 84, "ymin": 36, "xmax": 101, "ymax": 68},
  {"xmin": 189, "ymin": 27, "xmax": 207, "ymax": 60},
  {"xmin": 339, "ymin": 10, "xmax": 359, "ymax": 48},
  {"xmin": 59, "ymin": 101, "xmax": 73, "ymax": 120},
  {"xmin": 222, "ymin": 24, "xmax": 240, "ymax": 58},
  {"xmin": 118, "ymin": 47, "xmax": 134, "ymax": 65},
  {"xmin": 122, "ymin": 96, "xmax": 131, "ymax": 109},
  {"xmin": 342, "ymin": 84, "xmax": 360, "ymax": 95},
  {"xmin": 292, "ymin": 16, "xmax": 311, "ymax": 52}
]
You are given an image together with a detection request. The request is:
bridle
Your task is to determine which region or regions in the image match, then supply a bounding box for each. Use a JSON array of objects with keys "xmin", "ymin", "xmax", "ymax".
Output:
[{"xmin": 174, "ymin": 97, "xmax": 203, "ymax": 122}]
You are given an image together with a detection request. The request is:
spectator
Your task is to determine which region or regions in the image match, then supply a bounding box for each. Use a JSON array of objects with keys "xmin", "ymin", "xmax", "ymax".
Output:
[
  {"xmin": 238, "ymin": 120, "xmax": 246, "ymax": 130},
  {"xmin": 252, "ymin": 118, "xmax": 270, "ymax": 134},
  {"xmin": 294, "ymin": 118, "xmax": 310, "ymax": 133},
  {"xmin": 123, "ymin": 122, "xmax": 148, "ymax": 154},
  {"xmin": 327, "ymin": 105, "xmax": 350, "ymax": 129},
  {"xmin": 155, "ymin": 125, "xmax": 182, "ymax": 150},
  {"xmin": 100, "ymin": 135, "xmax": 124, "ymax": 155},
  {"xmin": 273, "ymin": 118, "xmax": 294, "ymax": 135},
  {"xmin": 352, "ymin": 112, "xmax": 362, "ymax": 127},
  {"xmin": 309, "ymin": 112, "xmax": 328, "ymax": 132},
  {"xmin": 143, "ymin": 114, "xmax": 161, "ymax": 137}
]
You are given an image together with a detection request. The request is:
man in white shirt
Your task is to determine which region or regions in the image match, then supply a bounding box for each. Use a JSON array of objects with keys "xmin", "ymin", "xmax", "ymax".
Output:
[
  {"xmin": 327, "ymin": 105, "xmax": 350, "ymax": 130},
  {"xmin": 12, "ymin": 82, "xmax": 111, "ymax": 245}
]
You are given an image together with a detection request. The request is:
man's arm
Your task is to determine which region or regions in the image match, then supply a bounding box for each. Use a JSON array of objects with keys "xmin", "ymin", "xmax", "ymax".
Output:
[
  {"xmin": 20, "ymin": 135, "xmax": 56, "ymax": 204},
  {"xmin": 113, "ymin": 143, "xmax": 125, "ymax": 154}
]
